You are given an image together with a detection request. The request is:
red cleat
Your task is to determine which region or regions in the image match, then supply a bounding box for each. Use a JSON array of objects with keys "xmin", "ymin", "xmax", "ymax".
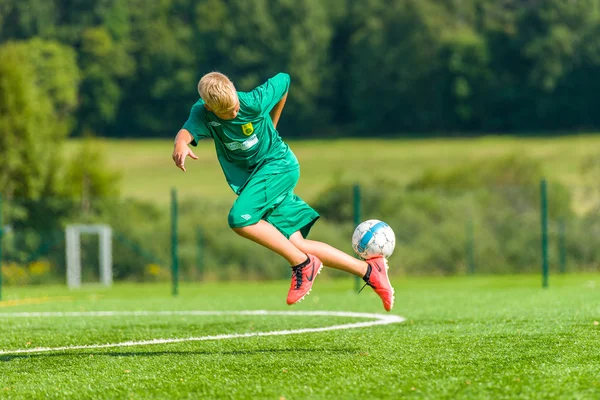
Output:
[
  {"xmin": 286, "ymin": 254, "xmax": 323, "ymax": 305},
  {"xmin": 361, "ymin": 257, "xmax": 395, "ymax": 311}
]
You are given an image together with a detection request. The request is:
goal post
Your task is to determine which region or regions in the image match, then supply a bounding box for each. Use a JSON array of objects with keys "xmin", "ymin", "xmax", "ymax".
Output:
[{"xmin": 65, "ymin": 224, "xmax": 112, "ymax": 288}]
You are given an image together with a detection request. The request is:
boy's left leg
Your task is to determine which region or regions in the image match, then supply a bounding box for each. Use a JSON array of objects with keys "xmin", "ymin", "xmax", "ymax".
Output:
[
  {"xmin": 228, "ymin": 169, "xmax": 323, "ymax": 305},
  {"xmin": 233, "ymin": 220, "xmax": 323, "ymax": 305},
  {"xmin": 289, "ymin": 232, "xmax": 367, "ymax": 277},
  {"xmin": 232, "ymin": 220, "xmax": 307, "ymax": 266}
]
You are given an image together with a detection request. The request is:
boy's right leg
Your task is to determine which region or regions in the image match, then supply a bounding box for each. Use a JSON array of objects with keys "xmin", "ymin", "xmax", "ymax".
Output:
[
  {"xmin": 290, "ymin": 232, "xmax": 394, "ymax": 311},
  {"xmin": 289, "ymin": 233, "xmax": 368, "ymax": 277}
]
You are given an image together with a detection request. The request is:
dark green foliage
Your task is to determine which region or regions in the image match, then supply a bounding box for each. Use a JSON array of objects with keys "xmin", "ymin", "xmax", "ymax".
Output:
[
  {"xmin": 60, "ymin": 139, "xmax": 121, "ymax": 204},
  {"xmin": 3, "ymin": 0, "xmax": 600, "ymax": 136},
  {"xmin": 4, "ymin": 1, "xmax": 600, "ymax": 282},
  {"xmin": 0, "ymin": 39, "xmax": 78, "ymax": 202},
  {"xmin": 0, "ymin": 37, "xmax": 126, "ymax": 270},
  {"xmin": 193, "ymin": 0, "xmax": 333, "ymax": 135}
]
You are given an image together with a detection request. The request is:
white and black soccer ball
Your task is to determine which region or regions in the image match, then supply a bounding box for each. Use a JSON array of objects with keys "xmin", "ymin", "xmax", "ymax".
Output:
[{"xmin": 352, "ymin": 219, "xmax": 396, "ymax": 260}]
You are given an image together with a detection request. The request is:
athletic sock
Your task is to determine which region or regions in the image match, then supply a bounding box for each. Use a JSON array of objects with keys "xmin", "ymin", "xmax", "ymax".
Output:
[
  {"xmin": 358, "ymin": 264, "xmax": 373, "ymax": 293},
  {"xmin": 362, "ymin": 264, "xmax": 372, "ymax": 282},
  {"xmin": 292, "ymin": 256, "xmax": 310, "ymax": 269}
]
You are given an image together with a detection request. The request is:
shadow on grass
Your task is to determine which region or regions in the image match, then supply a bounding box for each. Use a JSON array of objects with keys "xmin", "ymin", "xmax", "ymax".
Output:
[{"xmin": 0, "ymin": 347, "xmax": 359, "ymax": 362}]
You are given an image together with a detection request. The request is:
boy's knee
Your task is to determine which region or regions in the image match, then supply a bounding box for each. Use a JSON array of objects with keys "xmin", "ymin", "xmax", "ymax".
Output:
[
  {"xmin": 229, "ymin": 208, "xmax": 260, "ymax": 236},
  {"xmin": 289, "ymin": 233, "xmax": 307, "ymax": 250},
  {"xmin": 228, "ymin": 206, "xmax": 258, "ymax": 229}
]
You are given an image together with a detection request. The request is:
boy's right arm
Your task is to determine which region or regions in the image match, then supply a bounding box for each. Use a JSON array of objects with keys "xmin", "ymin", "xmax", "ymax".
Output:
[{"xmin": 172, "ymin": 129, "xmax": 198, "ymax": 172}]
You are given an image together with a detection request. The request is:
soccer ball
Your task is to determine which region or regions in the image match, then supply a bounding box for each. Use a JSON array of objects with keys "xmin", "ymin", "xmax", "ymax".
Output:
[{"xmin": 352, "ymin": 219, "xmax": 396, "ymax": 260}]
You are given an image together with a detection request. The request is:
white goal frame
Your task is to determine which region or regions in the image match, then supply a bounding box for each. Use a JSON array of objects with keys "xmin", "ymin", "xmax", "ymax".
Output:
[{"xmin": 65, "ymin": 224, "xmax": 112, "ymax": 288}]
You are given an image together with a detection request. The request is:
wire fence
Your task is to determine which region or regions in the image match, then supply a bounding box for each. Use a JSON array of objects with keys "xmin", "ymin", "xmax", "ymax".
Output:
[{"xmin": 1, "ymin": 179, "xmax": 599, "ymax": 297}]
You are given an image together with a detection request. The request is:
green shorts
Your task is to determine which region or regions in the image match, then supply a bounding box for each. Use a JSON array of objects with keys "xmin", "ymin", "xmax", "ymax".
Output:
[{"xmin": 228, "ymin": 167, "xmax": 319, "ymax": 239}]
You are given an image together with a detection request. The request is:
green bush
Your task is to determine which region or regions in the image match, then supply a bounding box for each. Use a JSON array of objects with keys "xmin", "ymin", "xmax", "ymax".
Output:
[
  {"xmin": 4, "ymin": 154, "xmax": 600, "ymax": 282},
  {"xmin": 313, "ymin": 155, "xmax": 581, "ymax": 276}
]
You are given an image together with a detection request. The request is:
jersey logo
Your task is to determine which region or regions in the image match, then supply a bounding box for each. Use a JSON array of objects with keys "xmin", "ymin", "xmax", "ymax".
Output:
[
  {"xmin": 241, "ymin": 122, "xmax": 254, "ymax": 136},
  {"xmin": 209, "ymin": 121, "xmax": 221, "ymax": 127},
  {"xmin": 224, "ymin": 134, "xmax": 258, "ymax": 151}
]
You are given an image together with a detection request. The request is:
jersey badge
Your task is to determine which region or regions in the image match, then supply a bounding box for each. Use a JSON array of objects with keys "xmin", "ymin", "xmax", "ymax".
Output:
[{"xmin": 241, "ymin": 122, "xmax": 254, "ymax": 136}]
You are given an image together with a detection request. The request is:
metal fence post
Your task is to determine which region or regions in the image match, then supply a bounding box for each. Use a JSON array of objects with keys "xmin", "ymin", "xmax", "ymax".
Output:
[
  {"xmin": 540, "ymin": 179, "xmax": 549, "ymax": 288},
  {"xmin": 353, "ymin": 184, "xmax": 361, "ymax": 292},
  {"xmin": 171, "ymin": 188, "xmax": 179, "ymax": 296}
]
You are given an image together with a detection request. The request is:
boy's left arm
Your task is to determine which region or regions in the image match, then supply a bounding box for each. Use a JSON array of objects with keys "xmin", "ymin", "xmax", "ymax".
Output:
[
  {"xmin": 251, "ymin": 72, "xmax": 290, "ymax": 128},
  {"xmin": 269, "ymin": 92, "xmax": 288, "ymax": 129}
]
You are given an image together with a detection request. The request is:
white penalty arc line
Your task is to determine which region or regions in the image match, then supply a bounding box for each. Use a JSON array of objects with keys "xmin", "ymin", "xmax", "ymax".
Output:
[{"xmin": 0, "ymin": 310, "xmax": 405, "ymax": 355}]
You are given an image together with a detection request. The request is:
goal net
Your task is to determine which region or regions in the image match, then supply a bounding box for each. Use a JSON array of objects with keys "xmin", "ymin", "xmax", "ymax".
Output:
[{"xmin": 65, "ymin": 224, "xmax": 112, "ymax": 288}]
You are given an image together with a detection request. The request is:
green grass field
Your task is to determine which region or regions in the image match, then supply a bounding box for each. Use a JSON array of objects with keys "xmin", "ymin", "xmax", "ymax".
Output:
[
  {"xmin": 1, "ymin": 275, "xmax": 599, "ymax": 399},
  {"xmin": 66, "ymin": 134, "xmax": 600, "ymax": 204}
]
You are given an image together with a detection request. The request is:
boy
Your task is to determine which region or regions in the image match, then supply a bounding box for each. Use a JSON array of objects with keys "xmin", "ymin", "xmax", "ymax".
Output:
[{"xmin": 172, "ymin": 72, "xmax": 394, "ymax": 311}]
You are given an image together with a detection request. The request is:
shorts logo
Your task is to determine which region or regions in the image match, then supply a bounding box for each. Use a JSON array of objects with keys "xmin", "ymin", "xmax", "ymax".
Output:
[
  {"xmin": 241, "ymin": 214, "xmax": 252, "ymax": 221},
  {"xmin": 241, "ymin": 122, "xmax": 254, "ymax": 136}
]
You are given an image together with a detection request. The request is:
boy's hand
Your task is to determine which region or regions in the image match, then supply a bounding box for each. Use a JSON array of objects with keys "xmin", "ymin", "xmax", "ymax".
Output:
[{"xmin": 172, "ymin": 142, "xmax": 198, "ymax": 172}]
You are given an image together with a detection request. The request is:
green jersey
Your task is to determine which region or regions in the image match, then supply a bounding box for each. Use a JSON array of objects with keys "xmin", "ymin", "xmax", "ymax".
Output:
[{"xmin": 183, "ymin": 73, "xmax": 298, "ymax": 194}]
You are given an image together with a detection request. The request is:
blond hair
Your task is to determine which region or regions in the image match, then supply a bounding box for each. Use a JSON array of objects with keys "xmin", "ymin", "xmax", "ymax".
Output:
[{"xmin": 198, "ymin": 72, "xmax": 238, "ymax": 114}]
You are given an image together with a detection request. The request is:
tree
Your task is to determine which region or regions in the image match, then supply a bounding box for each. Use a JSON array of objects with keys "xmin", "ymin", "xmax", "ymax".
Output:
[
  {"xmin": 476, "ymin": 0, "xmax": 600, "ymax": 131},
  {"xmin": 55, "ymin": 0, "xmax": 135, "ymax": 136},
  {"xmin": 77, "ymin": 25, "xmax": 134, "ymax": 134},
  {"xmin": 195, "ymin": 0, "xmax": 334, "ymax": 135},
  {"xmin": 116, "ymin": 0, "xmax": 198, "ymax": 137},
  {"xmin": 61, "ymin": 139, "xmax": 121, "ymax": 214},
  {"xmin": 0, "ymin": 38, "xmax": 123, "ymax": 232},
  {"xmin": 0, "ymin": 0, "xmax": 58, "ymax": 41},
  {"xmin": 0, "ymin": 40, "xmax": 69, "ymax": 201},
  {"xmin": 346, "ymin": 0, "xmax": 454, "ymax": 133}
]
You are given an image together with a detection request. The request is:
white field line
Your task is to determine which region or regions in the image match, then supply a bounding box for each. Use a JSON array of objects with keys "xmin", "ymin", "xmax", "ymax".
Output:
[{"xmin": 0, "ymin": 310, "xmax": 405, "ymax": 355}]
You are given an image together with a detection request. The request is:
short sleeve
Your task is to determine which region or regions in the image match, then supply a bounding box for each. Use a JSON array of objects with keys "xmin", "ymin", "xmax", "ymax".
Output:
[
  {"xmin": 250, "ymin": 73, "xmax": 290, "ymax": 116},
  {"xmin": 182, "ymin": 103, "xmax": 211, "ymax": 146}
]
